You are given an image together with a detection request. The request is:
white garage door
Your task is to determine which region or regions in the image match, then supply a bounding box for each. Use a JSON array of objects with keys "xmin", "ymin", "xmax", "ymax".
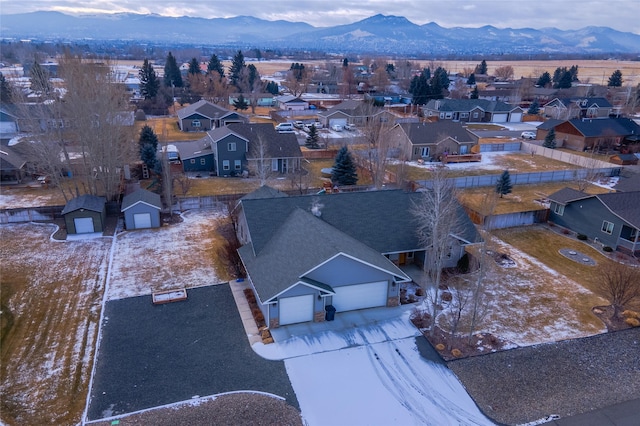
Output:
[
  {"xmin": 509, "ymin": 112, "xmax": 523, "ymax": 122},
  {"xmin": 279, "ymin": 294, "xmax": 314, "ymax": 325},
  {"xmin": 329, "ymin": 118, "xmax": 347, "ymax": 128},
  {"xmin": 492, "ymin": 113, "xmax": 508, "ymax": 123},
  {"xmin": 333, "ymin": 281, "xmax": 388, "ymax": 312},
  {"xmin": 133, "ymin": 213, "xmax": 152, "ymax": 229},
  {"xmin": 74, "ymin": 217, "xmax": 95, "ymax": 234}
]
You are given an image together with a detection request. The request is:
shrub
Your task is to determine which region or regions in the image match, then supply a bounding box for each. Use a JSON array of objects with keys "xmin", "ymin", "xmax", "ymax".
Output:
[
  {"xmin": 622, "ymin": 310, "xmax": 640, "ymax": 319},
  {"xmin": 415, "ymin": 287, "xmax": 424, "ymax": 297},
  {"xmin": 577, "ymin": 234, "xmax": 588, "ymax": 240},
  {"xmin": 451, "ymin": 348, "xmax": 463, "ymax": 358},
  {"xmin": 457, "ymin": 253, "xmax": 470, "ymax": 273},
  {"xmin": 435, "ymin": 343, "xmax": 445, "ymax": 351},
  {"xmin": 410, "ymin": 309, "xmax": 432, "ymax": 328},
  {"xmin": 441, "ymin": 291, "xmax": 453, "ymax": 302},
  {"xmin": 408, "ymin": 294, "xmax": 417, "ymax": 303},
  {"xmin": 625, "ymin": 318, "xmax": 640, "ymax": 327},
  {"xmin": 562, "ymin": 229, "xmax": 570, "ymax": 235},
  {"xmin": 255, "ymin": 311, "xmax": 265, "ymax": 323},
  {"xmin": 603, "ymin": 246, "xmax": 613, "ymax": 252}
]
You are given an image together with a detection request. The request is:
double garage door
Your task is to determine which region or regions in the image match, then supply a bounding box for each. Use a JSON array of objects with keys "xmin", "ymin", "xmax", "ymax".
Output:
[{"xmin": 278, "ymin": 281, "xmax": 388, "ymax": 325}]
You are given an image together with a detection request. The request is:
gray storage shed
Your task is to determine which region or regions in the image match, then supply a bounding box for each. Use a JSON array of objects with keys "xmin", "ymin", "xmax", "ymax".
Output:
[
  {"xmin": 61, "ymin": 194, "xmax": 107, "ymax": 234},
  {"xmin": 121, "ymin": 188, "xmax": 162, "ymax": 230}
]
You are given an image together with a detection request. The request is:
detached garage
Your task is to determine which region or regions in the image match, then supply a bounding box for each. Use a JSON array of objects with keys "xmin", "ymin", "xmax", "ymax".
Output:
[
  {"xmin": 121, "ymin": 188, "xmax": 162, "ymax": 230},
  {"xmin": 61, "ymin": 194, "xmax": 107, "ymax": 235}
]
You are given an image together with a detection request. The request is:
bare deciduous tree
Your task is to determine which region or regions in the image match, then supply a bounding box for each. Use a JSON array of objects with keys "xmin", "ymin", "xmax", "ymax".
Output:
[
  {"xmin": 596, "ymin": 262, "xmax": 640, "ymax": 319},
  {"xmin": 494, "ymin": 65, "xmax": 515, "ymax": 81},
  {"xmin": 359, "ymin": 103, "xmax": 397, "ymax": 189},
  {"xmin": 248, "ymin": 134, "xmax": 272, "ymax": 186},
  {"xmin": 411, "ymin": 166, "xmax": 463, "ymax": 336}
]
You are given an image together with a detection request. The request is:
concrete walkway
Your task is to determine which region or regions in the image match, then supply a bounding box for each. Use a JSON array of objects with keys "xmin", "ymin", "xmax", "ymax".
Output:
[
  {"xmin": 551, "ymin": 398, "xmax": 640, "ymax": 426},
  {"xmin": 228, "ymin": 278, "xmax": 262, "ymax": 346}
]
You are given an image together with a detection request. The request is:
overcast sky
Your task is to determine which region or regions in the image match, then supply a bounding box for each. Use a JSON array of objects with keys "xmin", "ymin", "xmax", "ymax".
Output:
[{"xmin": 3, "ymin": 0, "xmax": 639, "ymax": 34}]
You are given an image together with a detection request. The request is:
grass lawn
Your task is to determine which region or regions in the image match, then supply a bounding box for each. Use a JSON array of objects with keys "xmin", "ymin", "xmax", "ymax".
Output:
[{"xmin": 458, "ymin": 182, "xmax": 610, "ymax": 215}]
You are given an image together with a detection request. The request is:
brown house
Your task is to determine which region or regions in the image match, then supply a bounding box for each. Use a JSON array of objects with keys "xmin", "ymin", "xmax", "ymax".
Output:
[
  {"xmin": 541, "ymin": 118, "xmax": 640, "ymax": 152},
  {"xmin": 387, "ymin": 121, "xmax": 479, "ymax": 161}
]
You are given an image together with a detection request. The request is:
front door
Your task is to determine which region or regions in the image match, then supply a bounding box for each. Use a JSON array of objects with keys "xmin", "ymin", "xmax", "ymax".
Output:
[{"xmin": 399, "ymin": 253, "xmax": 407, "ymax": 265}]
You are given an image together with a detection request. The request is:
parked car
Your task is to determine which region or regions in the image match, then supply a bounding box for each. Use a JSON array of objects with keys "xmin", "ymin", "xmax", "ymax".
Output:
[
  {"xmin": 37, "ymin": 175, "xmax": 51, "ymax": 185},
  {"xmin": 275, "ymin": 122, "xmax": 294, "ymax": 133},
  {"xmin": 293, "ymin": 121, "xmax": 304, "ymax": 129},
  {"xmin": 344, "ymin": 123, "xmax": 356, "ymax": 131},
  {"xmin": 521, "ymin": 131, "xmax": 536, "ymax": 139},
  {"xmin": 331, "ymin": 124, "xmax": 343, "ymax": 132}
]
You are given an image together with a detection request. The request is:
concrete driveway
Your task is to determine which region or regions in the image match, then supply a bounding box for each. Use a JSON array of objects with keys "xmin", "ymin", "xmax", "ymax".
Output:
[{"xmin": 254, "ymin": 305, "xmax": 494, "ymax": 426}]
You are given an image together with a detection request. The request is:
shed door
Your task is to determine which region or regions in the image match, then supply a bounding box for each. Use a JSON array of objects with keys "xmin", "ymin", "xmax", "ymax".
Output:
[
  {"xmin": 332, "ymin": 281, "xmax": 388, "ymax": 312},
  {"xmin": 133, "ymin": 213, "xmax": 152, "ymax": 229},
  {"xmin": 279, "ymin": 294, "xmax": 314, "ymax": 325},
  {"xmin": 74, "ymin": 217, "xmax": 95, "ymax": 234}
]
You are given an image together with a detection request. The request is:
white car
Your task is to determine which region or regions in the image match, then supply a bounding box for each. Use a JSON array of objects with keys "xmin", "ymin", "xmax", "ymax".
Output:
[
  {"xmin": 521, "ymin": 131, "xmax": 536, "ymax": 140},
  {"xmin": 344, "ymin": 123, "xmax": 356, "ymax": 131},
  {"xmin": 331, "ymin": 124, "xmax": 343, "ymax": 132},
  {"xmin": 275, "ymin": 122, "xmax": 294, "ymax": 133}
]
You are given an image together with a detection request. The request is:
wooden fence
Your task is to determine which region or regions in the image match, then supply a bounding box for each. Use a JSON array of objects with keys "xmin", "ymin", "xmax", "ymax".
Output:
[{"xmin": 0, "ymin": 206, "xmax": 64, "ymax": 224}]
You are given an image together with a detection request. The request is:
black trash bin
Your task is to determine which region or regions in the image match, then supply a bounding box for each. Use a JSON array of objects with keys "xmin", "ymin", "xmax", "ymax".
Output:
[{"xmin": 325, "ymin": 304, "xmax": 336, "ymax": 321}]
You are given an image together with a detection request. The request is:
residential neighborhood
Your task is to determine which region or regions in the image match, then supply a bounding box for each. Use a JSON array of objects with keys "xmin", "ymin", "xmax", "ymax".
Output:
[{"xmin": 1, "ymin": 7, "xmax": 640, "ymax": 426}]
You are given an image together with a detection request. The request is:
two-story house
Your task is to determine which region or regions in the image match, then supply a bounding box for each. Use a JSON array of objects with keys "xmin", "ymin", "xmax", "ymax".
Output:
[{"xmin": 177, "ymin": 99, "xmax": 248, "ymax": 132}]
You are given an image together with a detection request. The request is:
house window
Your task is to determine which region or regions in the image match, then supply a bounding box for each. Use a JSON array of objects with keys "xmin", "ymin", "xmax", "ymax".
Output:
[
  {"xmin": 473, "ymin": 112, "xmax": 479, "ymax": 118},
  {"xmin": 421, "ymin": 147, "xmax": 430, "ymax": 158},
  {"xmin": 601, "ymin": 220, "xmax": 614, "ymax": 234},
  {"xmin": 445, "ymin": 112, "xmax": 453, "ymax": 119},
  {"xmin": 223, "ymin": 160, "xmax": 230, "ymax": 170},
  {"xmin": 234, "ymin": 160, "xmax": 242, "ymax": 170},
  {"xmin": 272, "ymin": 159, "xmax": 279, "ymax": 171},
  {"xmin": 192, "ymin": 119, "xmax": 201, "ymax": 127},
  {"xmin": 190, "ymin": 159, "xmax": 196, "ymax": 164},
  {"xmin": 460, "ymin": 112, "xmax": 469, "ymax": 118},
  {"xmin": 407, "ymin": 252, "xmax": 414, "ymax": 259},
  {"xmin": 439, "ymin": 112, "xmax": 445, "ymax": 119},
  {"xmin": 200, "ymin": 158, "xmax": 206, "ymax": 165},
  {"xmin": 553, "ymin": 204, "xmax": 565, "ymax": 216},
  {"xmin": 228, "ymin": 142, "xmax": 236, "ymax": 152}
]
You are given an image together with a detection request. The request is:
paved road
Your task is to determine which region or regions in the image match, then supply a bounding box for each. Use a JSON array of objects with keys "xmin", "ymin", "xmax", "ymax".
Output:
[{"xmin": 551, "ymin": 398, "xmax": 640, "ymax": 425}]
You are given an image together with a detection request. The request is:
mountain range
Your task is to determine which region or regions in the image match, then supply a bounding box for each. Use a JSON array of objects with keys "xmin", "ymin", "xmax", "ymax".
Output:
[{"xmin": 2, "ymin": 11, "xmax": 639, "ymax": 55}]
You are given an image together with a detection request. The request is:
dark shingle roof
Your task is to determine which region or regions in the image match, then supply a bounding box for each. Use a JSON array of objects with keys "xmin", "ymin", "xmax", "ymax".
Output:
[
  {"xmin": 537, "ymin": 119, "xmax": 563, "ymax": 130},
  {"xmin": 547, "ymin": 188, "xmax": 590, "ymax": 205},
  {"xmin": 241, "ymin": 190, "xmax": 481, "ymax": 256},
  {"xmin": 596, "ymin": 191, "xmax": 640, "ymax": 228},
  {"xmin": 174, "ymin": 138, "xmax": 214, "ymax": 160},
  {"xmin": 61, "ymin": 194, "xmax": 106, "ymax": 215},
  {"xmin": 424, "ymin": 99, "xmax": 520, "ymax": 113},
  {"xmin": 0, "ymin": 146, "xmax": 26, "ymax": 171},
  {"xmin": 229, "ymin": 123, "xmax": 303, "ymax": 159},
  {"xmin": 121, "ymin": 188, "xmax": 162, "ymax": 211},
  {"xmin": 567, "ymin": 118, "xmax": 635, "ymax": 138},
  {"xmin": 238, "ymin": 208, "xmax": 409, "ymax": 301},
  {"xmin": 613, "ymin": 174, "xmax": 640, "ymax": 193},
  {"xmin": 318, "ymin": 100, "xmax": 384, "ymax": 118},
  {"xmin": 558, "ymin": 97, "xmax": 612, "ymax": 108},
  {"xmin": 397, "ymin": 121, "xmax": 476, "ymax": 144},
  {"xmin": 177, "ymin": 99, "xmax": 240, "ymax": 121},
  {"xmin": 240, "ymin": 185, "xmax": 289, "ymax": 201}
]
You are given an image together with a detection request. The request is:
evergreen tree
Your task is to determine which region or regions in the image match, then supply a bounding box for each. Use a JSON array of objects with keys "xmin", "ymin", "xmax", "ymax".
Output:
[
  {"xmin": 466, "ymin": 73, "xmax": 476, "ymax": 85},
  {"xmin": 163, "ymin": 52, "xmax": 183, "ymax": 88},
  {"xmin": 475, "ymin": 60, "xmax": 487, "ymax": 75},
  {"xmin": 230, "ymin": 50, "xmax": 246, "ymax": 88},
  {"xmin": 265, "ymin": 81, "xmax": 279, "ymax": 95},
  {"xmin": 555, "ymin": 71, "xmax": 573, "ymax": 89},
  {"xmin": 543, "ymin": 128, "xmax": 557, "ymax": 149},
  {"xmin": 188, "ymin": 58, "xmax": 201, "ymax": 75},
  {"xmin": 247, "ymin": 64, "xmax": 260, "ymax": 89},
  {"xmin": 290, "ymin": 63, "xmax": 306, "ymax": 81},
  {"xmin": 138, "ymin": 58, "xmax": 160, "ymax": 99},
  {"xmin": 306, "ymin": 125, "xmax": 320, "ymax": 149},
  {"xmin": 0, "ymin": 72, "xmax": 14, "ymax": 104},
  {"xmin": 608, "ymin": 70, "xmax": 623, "ymax": 87},
  {"xmin": 496, "ymin": 170, "xmax": 512, "ymax": 198},
  {"xmin": 30, "ymin": 59, "xmax": 51, "ymax": 95},
  {"xmin": 385, "ymin": 63, "xmax": 395, "ymax": 75},
  {"xmin": 536, "ymin": 71, "xmax": 551, "ymax": 87},
  {"xmin": 233, "ymin": 94, "xmax": 249, "ymax": 111},
  {"xmin": 528, "ymin": 99, "xmax": 540, "ymax": 114},
  {"xmin": 342, "ymin": 58, "xmax": 349, "ymax": 68},
  {"xmin": 138, "ymin": 125, "xmax": 159, "ymax": 171},
  {"xmin": 207, "ymin": 54, "xmax": 225, "ymax": 77},
  {"xmin": 409, "ymin": 73, "xmax": 430, "ymax": 105},
  {"xmin": 331, "ymin": 146, "xmax": 358, "ymax": 186},
  {"xmin": 470, "ymin": 86, "xmax": 479, "ymax": 99}
]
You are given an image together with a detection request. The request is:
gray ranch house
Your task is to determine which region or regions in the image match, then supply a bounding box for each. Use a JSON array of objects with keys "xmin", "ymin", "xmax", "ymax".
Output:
[
  {"xmin": 275, "ymin": 95, "xmax": 309, "ymax": 111},
  {"xmin": 548, "ymin": 188, "xmax": 640, "ymax": 256},
  {"xmin": 317, "ymin": 99, "xmax": 397, "ymax": 129},
  {"xmin": 387, "ymin": 121, "xmax": 479, "ymax": 161},
  {"xmin": 236, "ymin": 189, "xmax": 481, "ymax": 328},
  {"xmin": 121, "ymin": 188, "xmax": 162, "ymax": 230},
  {"xmin": 543, "ymin": 97, "xmax": 613, "ymax": 120},
  {"xmin": 177, "ymin": 99, "xmax": 248, "ymax": 132},
  {"xmin": 422, "ymin": 99, "xmax": 524, "ymax": 123},
  {"xmin": 61, "ymin": 194, "xmax": 107, "ymax": 235}
]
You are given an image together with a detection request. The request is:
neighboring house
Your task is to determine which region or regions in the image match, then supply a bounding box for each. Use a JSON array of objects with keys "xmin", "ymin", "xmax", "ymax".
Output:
[
  {"xmin": 0, "ymin": 145, "xmax": 27, "ymax": 183},
  {"xmin": 387, "ymin": 121, "xmax": 479, "ymax": 161},
  {"xmin": 548, "ymin": 188, "xmax": 640, "ymax": 256},
  {"xmin": 609, "ymin": 154, "xmax": 638, "ymax": 166},
  {"xmin": 229, "ymin": 93, "xmax": 275, "ymax": 107},
  {"xmin": 175, "ymin": 139, "xmax": 215, "ymax": 173},
  {"xmin": 365, "ymin": 93, "xmax": 412, "ymax": 105},
  {"xmin": 543, "ymin": 97, "xmax": 613, "ymax": 120},
  {"xmin": 0, "ymin": 107, "xmax": 20, "ymax": 137},
  {"xmin": 317, "ymin": 99, "xmax": 397, "ymax": 128},
  {"xmin": 613, "ymin": 174, "xmax": 640, "ymax": 193},
  {"xmin": 543, "ymin": 117, "xmax": 640, "ymax": 152},
  {"xmin": 236, "ymin": 189, "xmax": 481, "ymax": 328},
  {"xmin": 121, "ymin": 188, "xmax": 162, "ymax": 230},
  {"xmin": 61, "ymin": 194, "xmax": 107, "ymax": 235},
  {"xmin": 422, "ymin": 99, "xmax": 524, "ymax": 123},
  {"xmin": 275, "ymin": 95, "xmax": 309, "ymax": 111},
  {"xmin": 176, "ymin": 99, "xmax": 248, "ymax": 132},
  {"xmin": 239, "ymin": 123, "xmax": 303, "ymax": 174},
  {"xmin": 204, "ymin": 126, "xmax": 249, "ymax": 177}
]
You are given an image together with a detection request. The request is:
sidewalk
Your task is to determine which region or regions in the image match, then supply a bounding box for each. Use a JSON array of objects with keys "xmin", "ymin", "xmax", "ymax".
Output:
[
  {"xmin": 550, "ymin": 398, "xmax": 640, "ymax": 426},
  {"xmin": 228, "ymin": 278, "xmax": 262, "ymax": 346}
]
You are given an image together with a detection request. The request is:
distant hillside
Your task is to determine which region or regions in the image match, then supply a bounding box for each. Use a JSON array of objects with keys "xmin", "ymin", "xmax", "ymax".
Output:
[{"xmin": 1, "ymin": 11, "xmax": 639, "ymax": 55}]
